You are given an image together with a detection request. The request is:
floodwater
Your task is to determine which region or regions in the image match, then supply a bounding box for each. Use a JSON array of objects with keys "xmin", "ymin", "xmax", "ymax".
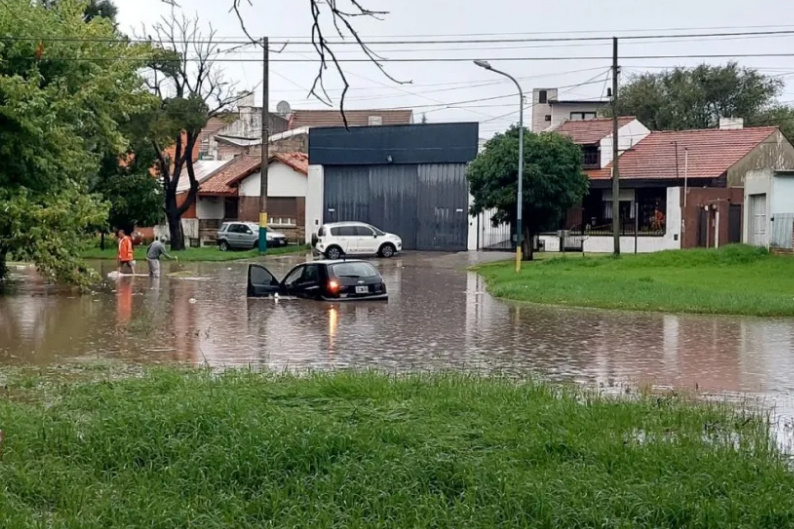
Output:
[{"xmin": 2, "ymin": 252, "xmax": 794, "ymax": 435}]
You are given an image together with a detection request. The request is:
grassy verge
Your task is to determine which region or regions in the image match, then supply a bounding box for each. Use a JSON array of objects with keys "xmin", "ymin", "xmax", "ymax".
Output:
[
  {"xmin": 80, "ymin": 244, "xmax": 310, "ymax": 262},
  {"xmin": 0, "ymin": 367, "xmax": 792, "ymax": 527},
  {"xmin": 476, "ymin": 245, "xmax": 794, "ymax": 317}
]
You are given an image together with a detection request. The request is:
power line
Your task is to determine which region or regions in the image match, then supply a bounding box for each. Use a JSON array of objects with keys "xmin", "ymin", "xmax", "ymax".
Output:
[
  {"xmin": 9, "ymin": 28, "xmax": 794, "ymax": 46},
  {"xmin": 19, "ymin": 53, "xmax": 794, "ymax": 63}
]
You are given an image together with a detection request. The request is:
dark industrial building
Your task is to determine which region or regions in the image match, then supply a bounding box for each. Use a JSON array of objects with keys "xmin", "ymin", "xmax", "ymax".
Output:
[{"xmin": 308, "ymin": 122, "xmax": 479, "ymax": 252}]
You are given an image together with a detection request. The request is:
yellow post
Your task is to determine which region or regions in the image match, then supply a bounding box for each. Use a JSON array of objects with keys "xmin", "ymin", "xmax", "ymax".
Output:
[{"xmin": 515, "ymin": 246, "xmax": 522, "ymax": 273}]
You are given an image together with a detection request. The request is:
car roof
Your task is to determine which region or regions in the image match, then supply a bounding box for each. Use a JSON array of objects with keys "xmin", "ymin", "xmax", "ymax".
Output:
[{"xmin": 321, "ymin": 221, "xmax": 370, "ymax": 228}]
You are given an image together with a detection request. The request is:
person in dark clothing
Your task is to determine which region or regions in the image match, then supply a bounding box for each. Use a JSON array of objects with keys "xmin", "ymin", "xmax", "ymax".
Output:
[{"xmin": 146, "ymin": 237, "xmax": 177, "ymax": 278}]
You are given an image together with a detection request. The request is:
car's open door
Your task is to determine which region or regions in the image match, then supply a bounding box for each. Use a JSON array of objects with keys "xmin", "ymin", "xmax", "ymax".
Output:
[{"xmin": 247, "ymin": 264, "xmax": 281, "ymax": 297}]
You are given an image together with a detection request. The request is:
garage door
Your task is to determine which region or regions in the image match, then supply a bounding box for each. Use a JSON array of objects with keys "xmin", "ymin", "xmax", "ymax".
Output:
[
  {"xmin": 324, "ymin": 164, "xmax": 468, "ymax": 252},
  {"xmin": 748, "ymin": 194, "xmax": 767, "ymax": 247}
]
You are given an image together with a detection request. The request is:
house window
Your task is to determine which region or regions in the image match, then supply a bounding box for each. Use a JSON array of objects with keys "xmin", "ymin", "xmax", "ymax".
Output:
[
  {"xmin": 224, "ymin": 197, "xmax": 239, "ymax": 219},
  {"xmin": 582, "ymin": 146, "xmax": 599, "ymax": 168},
  {"xmin": 368, "ymin": 115, "xmax": 383, "ymax": 126},
  {"xmin": 570, "ymin": 111, "xmax": 597, "ymax": 121},
  {"xmin": 268, "ymin": 197, "xmax": 298, "ymax": 226},
  {"xmin": 544, "ymin": 115, "xmax": 552, "ymax": 122},
  {"xmin": 538, "ymin": 90, "xmax": 548, "ymax": 104}
]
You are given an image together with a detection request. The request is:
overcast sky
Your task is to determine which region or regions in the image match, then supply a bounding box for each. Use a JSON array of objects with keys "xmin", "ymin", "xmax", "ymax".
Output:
[{"xmin": 115, "ymin": 0, "xmax": 794, "ymax": 138}]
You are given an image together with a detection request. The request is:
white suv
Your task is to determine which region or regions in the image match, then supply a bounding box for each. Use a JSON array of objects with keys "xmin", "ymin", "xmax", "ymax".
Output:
[{"xmin": 313, "ymin": 222, "xmax": 402, "ymax": 260}]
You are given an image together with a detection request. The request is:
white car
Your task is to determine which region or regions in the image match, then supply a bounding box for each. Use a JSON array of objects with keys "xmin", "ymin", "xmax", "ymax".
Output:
[{"xmin": 313, "ymin": 222, "xmax": 402, "ymax": 260}]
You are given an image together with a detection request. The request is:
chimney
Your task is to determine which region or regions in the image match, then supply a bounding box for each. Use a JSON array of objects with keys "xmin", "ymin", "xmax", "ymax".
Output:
[
  {"xmin": 237, "ymin": 91, "xmax": 256, "ymax": 109},
  {"xmin": 719, "ymin": 117, "xmax": 744, "ymax": 130}
]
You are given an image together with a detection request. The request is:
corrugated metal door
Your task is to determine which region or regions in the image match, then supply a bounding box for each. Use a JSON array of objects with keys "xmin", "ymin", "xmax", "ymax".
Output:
[
  {"xmin": 368, "ymin": 166, "xmax": 419, "ymax": 251},
  {"xmin": 323, "ymin": 163, "xmax": 468, "ymax": 252},
  {"xmin": 417, "ymin": 164, "xmax": 469, "ymax": 251},
  {"xmin": 323, "ymin": 167, "xmax": 370, "ymax": 224}
]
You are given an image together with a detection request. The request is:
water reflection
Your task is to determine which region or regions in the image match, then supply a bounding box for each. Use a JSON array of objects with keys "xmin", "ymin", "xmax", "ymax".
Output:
[{"xmin": 2, "ymin": 253, "xmax": 794, "ymax": 419}]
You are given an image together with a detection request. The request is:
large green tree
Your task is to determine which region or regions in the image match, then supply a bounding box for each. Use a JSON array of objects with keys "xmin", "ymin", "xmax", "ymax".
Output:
[
  {"xmin": 613, "ymin": 63, "xmax": 794, "ymax": 136},
  {"xmin": 0, "ymin": 0, "xmax": 152, "ymax": 286},
  {"xmin": 468, "ymin": 128, "xmax": 589, "ymax": 260}
]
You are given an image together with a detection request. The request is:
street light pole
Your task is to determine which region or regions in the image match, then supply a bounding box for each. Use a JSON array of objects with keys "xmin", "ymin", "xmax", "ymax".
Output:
[{"xmin": 474, "ymin": 60, "xmax": 524, "ymax": 272}]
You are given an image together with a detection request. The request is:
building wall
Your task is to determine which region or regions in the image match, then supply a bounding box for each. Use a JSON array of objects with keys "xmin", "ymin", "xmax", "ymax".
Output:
[
  {"xmin": 681, "ymin": 187, "xmax": 743, "ymax": 249},
  {"xmin": 771, "ymin": 174, "xmax": 794, "ymax": 213},
  {"xmin": 196, "ymin": 196, "xmax": 225, "ymax": 220},
  {"xmin": 238, "ymin": 162, "xmax": 308, "ymax": 198},
  {"xmin": 726, "ymin": 130, "xmax": 794, "ymax": 187},
  {"xmin": 600, "ymin": 120, "xmax": 651, "ymax": 168},
  {"xmin": 549, "ymin": 103, "xmax": 606, "ymax": 130},
  {"xmin": 305, "ymin": 164, "xmax": 325, "ymax": 245}
]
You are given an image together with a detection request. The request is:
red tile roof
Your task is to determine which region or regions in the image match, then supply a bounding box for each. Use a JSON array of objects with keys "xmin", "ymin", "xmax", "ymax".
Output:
[
  {"xmin": 198, "ymin": 153, "xmax": 309, "ymax": 196},
  {"xmin": 555, "ymin": 117, "xmax": 636, "ymax": 145},
  {"xmin": 287, "ymin": 109, "xmax": 413, "ymax": 129},
  {"xmin": 589, "ymin": 126, "xmax": 779, "ymax": 180},
  {"xmin": 199, "ymin": 155, "xmax": 260, "ymax": 196}
]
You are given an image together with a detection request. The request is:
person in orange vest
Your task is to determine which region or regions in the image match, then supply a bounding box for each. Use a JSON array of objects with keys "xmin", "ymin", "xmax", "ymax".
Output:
[{"xmin": 117, "ymin": 228, "xmax": 136, "ymax": 275}]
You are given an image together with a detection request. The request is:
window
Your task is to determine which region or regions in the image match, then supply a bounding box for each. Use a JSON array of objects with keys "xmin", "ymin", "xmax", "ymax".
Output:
[
  {"xmin": 544, "ymin": 115, "xmax": 552, "ymax": 122},
  {"xmin": 269, "ymin": 217, "xmax": 296, "ymax": 227},
  {"xmin": 331, "ymin": 262, "xmax": 379, "ymax": 279},
  {"xmin": 332, "ymin": 226, "xmax": 358, "ymax": 237},
  {"xmin": 538, "ymin": 90, "xmax": 548, "ymax": 104},
  {"xmin": 368, "ymin": 115, "xmax": 383, "ymax": 125},
  {"xmin": 355, "ymin": 226, "xmax": 375, "ymax": 236},
  {"xmin": 249, "ymin": 265, "xmax": 277, "ymax": 286},
  {"xmin": 228, "ymin": 224, "xmax": 245, "ymax": 234},
  {"xmin": 224, "ymin": 197, "xmax": 239, "ymax": 219},
  {"xmin": 582, "ymin": 146, "xmax": 600, "ymax": 168},
  {"xmin": 300, "ymin": 265, "xmax": 320, "ymax": 285},
  {"xmin": 267, "ymin": 197, "xmax": 298, "ymax": 226},
  {"xmin": 283, "ymin": 266, "xmax": 305, "ymax": 287},
  {"xmin": 570, "ymin": 111, "xmax": 597, "ymax": 121}
]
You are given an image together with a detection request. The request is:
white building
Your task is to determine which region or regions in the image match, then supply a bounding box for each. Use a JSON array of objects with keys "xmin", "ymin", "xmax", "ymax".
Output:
[{"xmin": 531, "ymin": 88, "xmax": 609, "ymax": 132}]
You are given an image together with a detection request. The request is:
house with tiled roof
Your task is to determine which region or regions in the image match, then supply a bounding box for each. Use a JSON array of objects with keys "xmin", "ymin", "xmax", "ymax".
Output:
[
  {"xmin": 190, "ymin": 152, "xmax": 309, "ymax": 243},
  {"xmin": 546, "ymin": 117, "xmax": 794, "ymax": 253}
]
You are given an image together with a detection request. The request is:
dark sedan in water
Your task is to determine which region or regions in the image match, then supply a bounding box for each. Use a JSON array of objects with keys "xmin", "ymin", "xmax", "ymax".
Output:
[{"xmin": 247, "ymin": 259, "xmax": 388, "ymax": 301}]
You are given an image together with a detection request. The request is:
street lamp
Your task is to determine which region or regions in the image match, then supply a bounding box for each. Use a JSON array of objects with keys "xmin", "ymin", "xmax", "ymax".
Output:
[{"xmin": 474, "ymin": 60, "xmax": 525, "ymax": 272}]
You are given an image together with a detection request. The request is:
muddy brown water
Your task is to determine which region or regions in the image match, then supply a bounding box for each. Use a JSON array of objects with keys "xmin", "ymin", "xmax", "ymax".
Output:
[{"xmin": 2, "ymin": 252, "xmax": 794, "ymax": 447}]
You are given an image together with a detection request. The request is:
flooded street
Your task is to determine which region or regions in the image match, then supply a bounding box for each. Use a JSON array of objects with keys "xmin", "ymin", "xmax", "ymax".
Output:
[{"xmin": 3, "ymin": 252, "xmax": 794, "ymax": 425}]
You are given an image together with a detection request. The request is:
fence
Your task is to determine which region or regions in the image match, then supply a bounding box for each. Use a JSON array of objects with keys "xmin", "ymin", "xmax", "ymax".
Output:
[{"xmin": 770, "ymin": 213, "xmax": 794, "ymax": 250}]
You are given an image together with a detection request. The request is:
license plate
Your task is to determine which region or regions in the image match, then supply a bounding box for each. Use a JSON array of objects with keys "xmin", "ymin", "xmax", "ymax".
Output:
[{"xmin": 355, "ymin": 286, "xmax": 369, "ymax": 294}]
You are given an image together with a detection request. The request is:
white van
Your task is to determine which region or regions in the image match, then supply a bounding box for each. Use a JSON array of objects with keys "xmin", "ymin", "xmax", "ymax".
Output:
[{"xmin": 313, "ymin": 222, "xmax": 403, "ymax": 260}]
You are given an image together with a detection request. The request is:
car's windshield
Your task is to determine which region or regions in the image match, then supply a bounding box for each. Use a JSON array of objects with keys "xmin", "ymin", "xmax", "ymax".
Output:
[
  {"xmin": 369, "ymin": 225, "xmax": 385, "ymax": 236},
  {"xmin": 330, "ymin": 262, "xmax": 379, "ymax": 278}
]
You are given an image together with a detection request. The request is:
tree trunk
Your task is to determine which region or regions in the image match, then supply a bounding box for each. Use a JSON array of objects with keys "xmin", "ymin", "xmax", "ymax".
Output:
[
  {"xmin": 0, "ymin": 245, "xmax": 8, "ymax": 285},
  {"xmin": 522, "ymin": 225, "xmax": 534, "ymax": 261},
  {"xmin": 167, "ymin": 211, "xmax": 185, "ymax": 251},
  {"xmin": 100, "ymin": 231, "xmax": 106, "ymax": 251}
]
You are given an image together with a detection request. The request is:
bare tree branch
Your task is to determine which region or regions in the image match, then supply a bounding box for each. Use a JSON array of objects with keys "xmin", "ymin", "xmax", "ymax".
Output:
[{"xmin": 230, "ymin": 0, "xmax": 409, "ymax": 129}]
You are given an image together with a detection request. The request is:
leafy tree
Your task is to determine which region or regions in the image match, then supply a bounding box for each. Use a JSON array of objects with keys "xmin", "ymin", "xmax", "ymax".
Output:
[
  {"xmin": 0, "ymin": 0, "xmax": 151, "ymax": 286},
  {"xmin": 613, "ymin": 63, "xmax": 790, "ymax": 133},
  {"xmin": 41, "ymin": 0, "xmax": 118, "ymax": 23},
  {"xmin": 468, "ymin": 127, "xmax": 589, "ymax": 260},
  {"xmin": 141, "ymin": 15, "xmax": 239, "ymax": 250}
]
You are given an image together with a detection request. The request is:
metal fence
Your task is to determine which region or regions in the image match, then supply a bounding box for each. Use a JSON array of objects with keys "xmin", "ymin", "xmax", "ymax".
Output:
[{"xmin": 770, "ymin": 213, "xmax": 794, "ymax": 250}]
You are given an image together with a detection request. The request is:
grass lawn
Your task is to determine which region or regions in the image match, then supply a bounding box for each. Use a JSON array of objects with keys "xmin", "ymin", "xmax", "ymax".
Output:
[
  {"xmin": 476, "ymin": 245, "xmax": 794, "ymax": 317},
  {"xmin": 80, "ymin": 244, "xmax": 310, "ymax": 262},
  {"xmin": 0, "ymin": 367, "xmax": 791, "ymax": 528}
]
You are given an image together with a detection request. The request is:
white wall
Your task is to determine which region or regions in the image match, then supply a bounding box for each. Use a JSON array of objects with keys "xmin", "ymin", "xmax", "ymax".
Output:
[
  {"xmin": 239, "ymin": 162, "xmax": 307, "ymax": 198},
  {"xmin": 467, "ymin": 194, "xmax": 477, "ymax": 251},
  {"xmin": 549, "ymin": 103, "xmax": 604, "ymax": 130},
  {"xmin": 305, "ymin": 164, "xmax": 325, "ymax": 244},
  {"xmin": 600, "ymin": 120, "xmax": 650, "ymax": 168},
  {"xmin": 196, "ymin": 196, "xmax": 224, "ymax": 220},
  {"xmin": 771, "ymin": 175, "xmax": 794, "ymax": 214},
  {"xmin": 743, "ymin": 170, "xmax": 772, "ymax": 244}
]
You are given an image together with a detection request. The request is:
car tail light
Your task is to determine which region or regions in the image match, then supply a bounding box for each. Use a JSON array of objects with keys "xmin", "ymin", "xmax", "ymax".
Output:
[{"xmin": 328, "ymin": 280, "xmax": 340, "ymax": 293}]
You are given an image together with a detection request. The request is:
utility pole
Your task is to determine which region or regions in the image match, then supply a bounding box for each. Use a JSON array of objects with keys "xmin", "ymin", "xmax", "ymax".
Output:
[
  {"xmin": 611, "ymin": 36, "xmax": 621, "ymax": 256},
  {"xmin": 258, "ymin": 36, "xmax": 270, "ymax": 254}
]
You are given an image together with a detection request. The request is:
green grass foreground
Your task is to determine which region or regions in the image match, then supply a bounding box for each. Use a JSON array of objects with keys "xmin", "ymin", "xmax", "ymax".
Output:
[
  {"xmin": 477, "ymin": 245, "xmax": 794, "ymax": 317},
  {"xmin": 80, "ymin": 244, "xmax": 310, "ymax": 262},
  {"xmin": 0, "ymin": 368, "xmax": 792, "ymax": 528}
]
